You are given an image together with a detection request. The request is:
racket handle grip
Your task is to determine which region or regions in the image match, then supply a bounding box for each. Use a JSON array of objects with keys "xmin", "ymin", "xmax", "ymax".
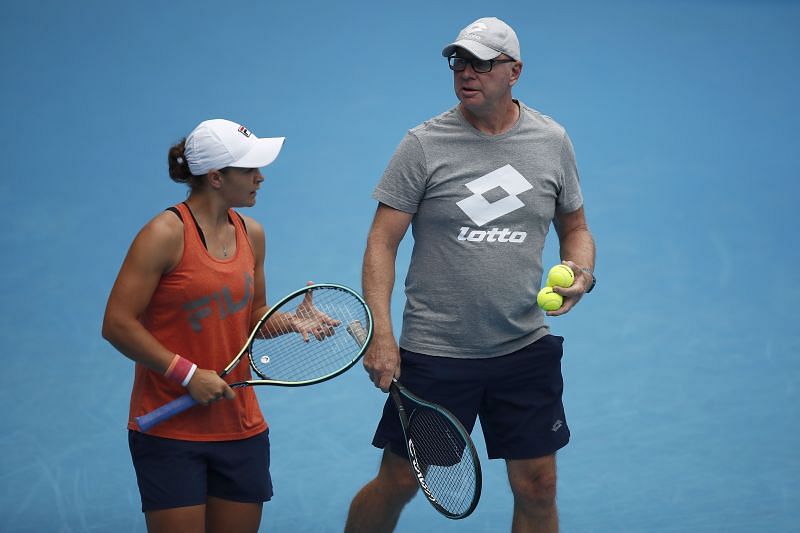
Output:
[
  {"xmin": 346, "ymin": 320, "xmax": 368, "ymax": 346},
  {"xmin": 135, "ymin": 393, "xmax": 197, "ymax": 432}
]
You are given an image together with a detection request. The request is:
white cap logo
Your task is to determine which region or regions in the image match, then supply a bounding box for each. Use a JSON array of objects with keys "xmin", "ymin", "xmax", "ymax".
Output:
[{"xmin": 466, "ymin": 22, "xmax": 488, "ymax": 33}]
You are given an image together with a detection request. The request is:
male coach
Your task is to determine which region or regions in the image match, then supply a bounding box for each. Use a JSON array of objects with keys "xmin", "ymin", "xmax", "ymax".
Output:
[{"xmin": 345, "ymin": 17, "xmax": 596, "ymax": 532}]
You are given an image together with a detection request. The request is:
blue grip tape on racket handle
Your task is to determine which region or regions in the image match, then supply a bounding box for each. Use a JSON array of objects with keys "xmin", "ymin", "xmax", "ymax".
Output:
[{"xmin": 135, "ymin": 393, "xmax": 198, "ymax": 432}]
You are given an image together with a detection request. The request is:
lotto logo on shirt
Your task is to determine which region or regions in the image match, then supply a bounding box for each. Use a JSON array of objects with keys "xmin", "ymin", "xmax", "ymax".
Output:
[{"xmin": 456, "ymin": 164, "xmax": 532, "ymax": 243}]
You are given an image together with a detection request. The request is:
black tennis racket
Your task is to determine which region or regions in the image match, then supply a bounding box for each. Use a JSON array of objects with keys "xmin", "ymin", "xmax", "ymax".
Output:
[
  {"xmin": 389, "ymin": 381, "xmax": 482, "ymax": 519},
  {"xmin": 136, "ymin": 283, "xmax": 372, "ymax": 432},
  {"xmin": 344, "ymin": 322, "xmax": 481, "ymax": 518},
  {"xmin": 344, "ymin": 323, "xmax": 482, "ymax": 518}
]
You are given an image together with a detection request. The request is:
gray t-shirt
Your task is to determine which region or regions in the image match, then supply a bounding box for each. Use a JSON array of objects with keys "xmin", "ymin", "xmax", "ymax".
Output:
[{"xmin": 374, "ymin": 102, "xmax": 583, "ymax": 358}]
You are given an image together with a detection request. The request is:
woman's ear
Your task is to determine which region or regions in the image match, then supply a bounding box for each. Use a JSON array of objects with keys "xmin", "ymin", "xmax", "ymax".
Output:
[{"xmin": 207, "ymin": 169, "xmax": 225, "ymax": 190}]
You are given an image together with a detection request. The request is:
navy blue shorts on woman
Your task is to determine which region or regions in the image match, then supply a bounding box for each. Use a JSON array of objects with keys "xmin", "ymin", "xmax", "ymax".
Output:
[
  {"xmin": 373, "ymin": 334, "xmax": 570, "ymax": 460},
  {"xmin": 128, "ymin": 429, "xmax": 272, "ymax": 512}
]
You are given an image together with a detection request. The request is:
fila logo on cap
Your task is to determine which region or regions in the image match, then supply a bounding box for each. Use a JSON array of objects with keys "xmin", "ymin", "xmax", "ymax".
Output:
[
  {"xmin": 238, "ymin": 126, "xmax": 251, "ymax": 137},
  {"xmin": 456, "ymin": 164, "xmax": 532, "ymax": 226}
]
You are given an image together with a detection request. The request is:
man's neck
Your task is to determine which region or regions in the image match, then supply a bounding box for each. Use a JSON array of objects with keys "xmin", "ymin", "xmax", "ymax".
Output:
[{"xmin": 460, "ymin": 98, "xmax": 519, "ymax": 135}]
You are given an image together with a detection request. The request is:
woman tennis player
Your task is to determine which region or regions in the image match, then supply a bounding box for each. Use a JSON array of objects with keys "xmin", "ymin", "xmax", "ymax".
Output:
[{"xmin": 103, "ymin": 119, "xmax": 330, "ymax": 532}]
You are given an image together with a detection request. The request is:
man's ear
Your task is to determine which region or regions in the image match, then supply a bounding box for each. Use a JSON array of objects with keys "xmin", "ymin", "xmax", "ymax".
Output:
[{"xmin": 509, "ymin": 60, "xmax": 523, "ymax": 87}]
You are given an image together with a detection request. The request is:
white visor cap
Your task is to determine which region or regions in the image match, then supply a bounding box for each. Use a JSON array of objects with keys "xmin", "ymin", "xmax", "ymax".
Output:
[{"xmin": 185, "ymin": 119, "xmax": 285, "ymax": 176}]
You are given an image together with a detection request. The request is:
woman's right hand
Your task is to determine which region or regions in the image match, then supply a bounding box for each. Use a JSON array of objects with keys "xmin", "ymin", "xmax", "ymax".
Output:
[{"xmin": 185, "ymin": 369, "xmax": 236, "ymax": 406}]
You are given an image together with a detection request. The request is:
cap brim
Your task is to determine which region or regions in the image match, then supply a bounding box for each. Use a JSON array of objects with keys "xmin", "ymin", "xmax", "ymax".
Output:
[
  {"xmin": 231, "ymin": 137, "xmax": 285, "ymax": 168},
  {"xmin": 441, "ymin": 40, "xmax": 501, "ymax": 60}
]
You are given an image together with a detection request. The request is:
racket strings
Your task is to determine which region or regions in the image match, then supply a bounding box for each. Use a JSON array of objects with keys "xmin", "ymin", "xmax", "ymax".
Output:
[
  {"xmin": 407, "ymin": 407, "xmax": 478, "ymax": 516},
  {"xmin": 249, "ymin": 289, "xmax": 370, "ymax": 383}
]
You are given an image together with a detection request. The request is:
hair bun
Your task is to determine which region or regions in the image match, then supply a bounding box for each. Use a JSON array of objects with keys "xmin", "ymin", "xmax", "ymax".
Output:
[{"xmin": 168, "ymin": 138, "xmax": 192, "ymax": 183}]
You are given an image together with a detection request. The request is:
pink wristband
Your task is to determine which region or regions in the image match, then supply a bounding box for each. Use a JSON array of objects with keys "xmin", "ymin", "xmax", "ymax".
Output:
[
  {"xmin": 164, "ymin": 354, "xmax": 196, "ymax": 387},
  {"xmin": 181, "ymin": 364, "xmax": 197, "ymax": 387},
  {"xmin": 164, "ymin": 354, "xmax": 180, "ymax": 378}
]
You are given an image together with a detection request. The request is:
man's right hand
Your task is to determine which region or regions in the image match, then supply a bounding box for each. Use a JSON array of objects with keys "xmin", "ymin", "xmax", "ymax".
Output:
[{"xmin": 362, "ymin": 334, "xmax": 401, "ymax": 392}]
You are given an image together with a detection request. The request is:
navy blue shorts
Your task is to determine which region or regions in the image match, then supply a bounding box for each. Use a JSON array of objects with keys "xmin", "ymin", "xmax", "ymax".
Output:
[
  {"xmin": 373, "ymin": 335, "xmax": 570, "ymax": 460},
  {"xmin": 128, "ymin": 429, "xmax": 273, "ymax": 512}
]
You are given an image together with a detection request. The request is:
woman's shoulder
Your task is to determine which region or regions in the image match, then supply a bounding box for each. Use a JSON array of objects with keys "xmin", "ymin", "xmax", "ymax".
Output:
[
  {"xmin": 126, "ymin": 210, "xmax": 185, "ymax": 263},
  {"xmin": 118, "ymin": 209, "xmax": 185, "ymax": 275},
  {"xmin": 141, "ymin": 209, "xmax": 185, "ymax": 244},
  {"xmin": 235, "ymin": 212, "xmax": 264, "ymax": 239}
]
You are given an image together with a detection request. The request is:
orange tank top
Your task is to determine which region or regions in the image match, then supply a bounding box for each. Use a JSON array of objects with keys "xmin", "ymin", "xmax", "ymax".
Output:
[{"xmin": 127, "ymin": 202, "xmax": 267, "ymax": 441}]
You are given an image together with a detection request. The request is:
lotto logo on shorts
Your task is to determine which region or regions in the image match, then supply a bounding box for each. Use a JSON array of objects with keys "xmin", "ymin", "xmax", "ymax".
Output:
[{"xmin": 238, "ymin": 126, "xmax": 251, "ymax": 137}]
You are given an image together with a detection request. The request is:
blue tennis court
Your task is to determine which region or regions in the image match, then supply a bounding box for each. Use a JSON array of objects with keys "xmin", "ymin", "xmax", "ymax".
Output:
[{"xmin": 1, "ymin": 1, "xmax": 798, "ymax": 531}]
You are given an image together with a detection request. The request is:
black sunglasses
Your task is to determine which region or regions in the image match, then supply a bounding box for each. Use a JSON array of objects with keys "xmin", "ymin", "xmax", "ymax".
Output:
[{"xmin": 448, "ymin": 56, "xmax": 516, "ymax": 73}]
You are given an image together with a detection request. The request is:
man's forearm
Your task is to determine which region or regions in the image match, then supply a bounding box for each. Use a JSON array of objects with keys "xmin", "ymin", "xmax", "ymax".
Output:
[
  {"xmin": 362, "ymin": 240, "xmax": 398, "ymax": 338},
  {"xmin": 560, "ymin": 226, "xmax": 595, "ymax": 272}
]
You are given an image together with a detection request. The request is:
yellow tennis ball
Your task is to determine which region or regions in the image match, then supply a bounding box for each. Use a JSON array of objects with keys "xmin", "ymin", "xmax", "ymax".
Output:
[
  {"xmin": 537, "ymin": 287, "xmax": 563, "ymax": 311},
  {"xmin": 546, "ymin": 264, "xmax": 574, "ymax": 288}
]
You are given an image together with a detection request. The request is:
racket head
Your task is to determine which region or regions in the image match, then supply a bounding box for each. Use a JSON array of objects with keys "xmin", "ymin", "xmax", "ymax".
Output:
[
  {"xmin": 244, "ymin": 284, "xmax": 373, "ymax": 386},
  {"xmin": 392, "ymin": 382, "xmax": 482, "ymax": 520}
]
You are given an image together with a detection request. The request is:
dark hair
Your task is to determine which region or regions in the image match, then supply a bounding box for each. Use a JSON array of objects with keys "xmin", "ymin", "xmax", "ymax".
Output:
[{"xmin": 167, "ymin": 138, "xmax": 205, "ymax": 190}]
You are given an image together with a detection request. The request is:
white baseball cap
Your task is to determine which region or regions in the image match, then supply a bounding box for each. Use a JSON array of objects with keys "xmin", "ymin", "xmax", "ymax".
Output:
[
  {"xmin": 441, "ymin": 17, "xmax": 521, "ymax": 61},
  {"xmin": 184, "ymin": 119, "xmax": 285, "ymax": 176}
]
